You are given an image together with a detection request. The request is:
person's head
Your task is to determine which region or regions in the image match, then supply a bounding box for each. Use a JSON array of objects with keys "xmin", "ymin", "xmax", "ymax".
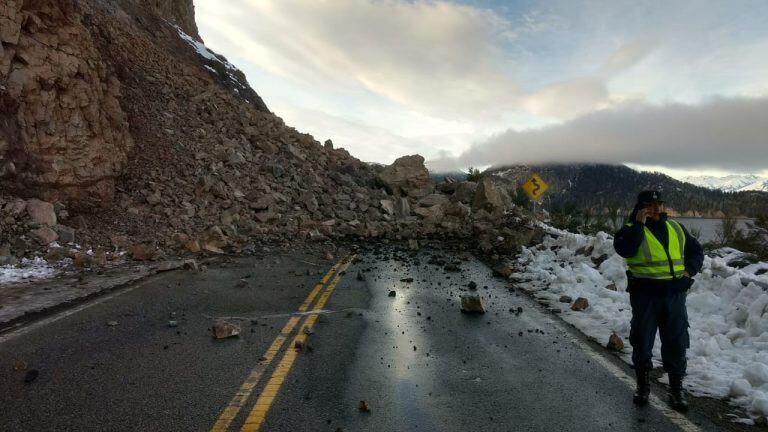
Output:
[{"xmin": 636, "ymin": 190, "xmax": 665, "ymax": 221}]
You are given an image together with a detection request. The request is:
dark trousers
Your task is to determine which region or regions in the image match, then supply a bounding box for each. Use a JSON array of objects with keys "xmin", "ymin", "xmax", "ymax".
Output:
[{"xmin": 629, "ymin": 285, "xmax": 690, "ymax": 375}]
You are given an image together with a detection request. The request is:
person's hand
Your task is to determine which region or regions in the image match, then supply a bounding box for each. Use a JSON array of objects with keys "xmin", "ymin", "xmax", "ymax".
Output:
[
  {"xmin": 635, "ymin": 208, "xmax": 650, "ymax": 224},
  {"xmin": 684, "ymin": 271, "xmax": 691, "ymax": 278}
]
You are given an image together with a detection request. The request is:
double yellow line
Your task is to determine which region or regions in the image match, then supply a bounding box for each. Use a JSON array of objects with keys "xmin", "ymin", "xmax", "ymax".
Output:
[{"xmin": 210, "ymin": 254, "xmax": 355, "ymax": 432}]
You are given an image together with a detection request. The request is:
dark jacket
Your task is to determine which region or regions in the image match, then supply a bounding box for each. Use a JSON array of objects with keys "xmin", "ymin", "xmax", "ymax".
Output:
[{"xmin": 613, "ymin": 204, "xmax": 704, "ymax": 293}]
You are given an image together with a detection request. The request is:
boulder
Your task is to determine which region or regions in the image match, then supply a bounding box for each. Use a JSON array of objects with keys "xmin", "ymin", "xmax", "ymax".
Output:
[
  {"xmin": 436, "ymin": 176, "xmax": 460, "ymax": 194},
  {"xmin": 443, "ymin": 201, "xmax": 471, "ymax": 218},
  {"xmin": 571, "ymin": 297, "xmax": 589, "ymax": 311},
  {"xmin": 559, "ymin": 295, "xmax": 573, "ymax": 303},
  {"xmin": 129, "ymin": 243, "xmax": 158, "ymax": 261},
  {"xmin": 156, "ymin": 260, "xmax": 185, "ymax": 272},
  {"xmin": 300, "ymin": 191, "xmax": 319, "ymax": 212},
  {"xmin": 418, "ymin": 193, "xmax": 449, "ymax": 208},
  {"xmin": 607, "ymin": 333, "xmax": 625, "ymax": 351},
  {"xmin": 376, "ymin": 155, "xmax": 434, "ymax": 197},
  {"xmin": 472, "ymin": 178, "xmax": 505, "ymax": 214},
  {"xmin": 30, "ymin": 227, "xmax": 58, "ymax": 245},
  {"xmin": 185, "ymin": 239, "xmax": 201, "ymax": 253},
  {"xmin": 0, "ymin": 244, "xmax": 14, "ymax": 266},
  {"xmin": 212, "ymin": 320, "xmax": 241, "ymax": 339},
  {"xmin": 413, "ymin": 205, "xmax": 443, "ymax": 222},
  {"xmin": 379, "ymin": 199, "xmax": 395, "ymax": 216},
  {"xmin": 26, "ymin": 199, "xmax": 57, "ymax": 227},
  {"xmin": 202, "ymin": 226, "xmax": 227, "ymax": 253},
  {"xmin": 394, "ymin": 197, "xmax": 411, "ymax": 218},
  {"xmin": 54, "ymin": 225, "xmax": 75, "ymax": 244},
  {"xmin": 493, "ymin": 263, "xmax": 514, "ymax": 278},
  {"xmin": 460, "ymin": 295, "xmax": 486, "ymax": 314},
  {"xmin": 451, "ymin": 181, "xmax": 477, "ymax": 204}
]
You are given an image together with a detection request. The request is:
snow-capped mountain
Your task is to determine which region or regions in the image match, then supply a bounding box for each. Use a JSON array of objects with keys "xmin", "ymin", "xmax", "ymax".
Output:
[{"xmin": 682, "ymin": 174, "xmax": 768, "ymax": 192}]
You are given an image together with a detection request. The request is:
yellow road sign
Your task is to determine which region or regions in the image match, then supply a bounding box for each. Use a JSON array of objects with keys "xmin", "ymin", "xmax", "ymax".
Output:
[{"xmin": 522, "ymin": 174, "xmax": 549, "ymax": 201}]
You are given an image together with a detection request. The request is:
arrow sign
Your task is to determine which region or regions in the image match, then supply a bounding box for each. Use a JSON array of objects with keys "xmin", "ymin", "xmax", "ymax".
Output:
[{"xmin": 522, "ymin": 174, "xmax": 549, "ymax": 201}]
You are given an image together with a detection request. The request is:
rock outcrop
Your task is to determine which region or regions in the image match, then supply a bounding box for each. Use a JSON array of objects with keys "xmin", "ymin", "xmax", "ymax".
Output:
[{"xmin": 1, "ymin": 0, "xmax": 133, "ymax": 203}]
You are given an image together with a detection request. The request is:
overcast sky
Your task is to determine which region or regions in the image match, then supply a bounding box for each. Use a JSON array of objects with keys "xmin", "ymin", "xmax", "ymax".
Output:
[{"xmin": 194, "ymin": 0, "xmax": 768, "ymax": 179}]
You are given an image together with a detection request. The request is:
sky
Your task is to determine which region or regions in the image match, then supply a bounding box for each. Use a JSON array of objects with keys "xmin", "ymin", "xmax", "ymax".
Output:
[{"xmin": 194, "ymin": 0, "xmax": 768, "ymax": 179}]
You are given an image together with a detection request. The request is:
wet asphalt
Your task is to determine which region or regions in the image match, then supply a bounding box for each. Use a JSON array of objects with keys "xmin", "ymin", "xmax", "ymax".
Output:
[{"xmin": 0, "ymin": 246, "xmax": 755, "ymax": 431}]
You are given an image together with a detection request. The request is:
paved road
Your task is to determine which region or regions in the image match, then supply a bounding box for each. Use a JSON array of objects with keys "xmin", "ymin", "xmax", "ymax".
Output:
[{"xmin": 0, "ymin": 246, "xmax": 755, "ymax": 431}]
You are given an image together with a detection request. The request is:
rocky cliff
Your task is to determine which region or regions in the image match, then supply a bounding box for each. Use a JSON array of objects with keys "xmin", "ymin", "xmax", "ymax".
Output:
[{"xmin": 1, "ymin": 0, "xmax": 133, "ymax": 203}]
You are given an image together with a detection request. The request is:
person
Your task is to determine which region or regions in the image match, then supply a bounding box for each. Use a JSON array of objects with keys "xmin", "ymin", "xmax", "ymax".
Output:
[{"xmin": 613, "ymin": 190, "xmax": 704, "ymax": 412}]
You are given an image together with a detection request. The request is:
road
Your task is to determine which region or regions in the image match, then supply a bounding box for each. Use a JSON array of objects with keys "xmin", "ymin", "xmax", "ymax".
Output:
[{"xmin": 0, "ymin": 246, "xmax": 755, "ymax": 431}]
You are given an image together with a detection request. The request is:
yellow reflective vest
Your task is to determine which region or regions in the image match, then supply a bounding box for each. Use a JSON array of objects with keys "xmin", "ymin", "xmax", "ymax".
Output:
[{"xmin": 625, "ymin": 219, "xmax": 686, "ymax": 280}]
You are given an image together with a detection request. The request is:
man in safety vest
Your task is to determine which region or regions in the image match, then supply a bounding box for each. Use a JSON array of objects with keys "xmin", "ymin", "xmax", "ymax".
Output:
[{"xmin": 613, "ymin": 190, "xmax": 703, "ymax": 412}]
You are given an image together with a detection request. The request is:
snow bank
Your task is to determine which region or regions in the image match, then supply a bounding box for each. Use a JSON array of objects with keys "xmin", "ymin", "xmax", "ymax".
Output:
[
  {"xmin": 513, "ymin": 224, "xmax": 768, "ymax": 421},
  {"xmin": 0, "ymin": 257, "xmax": 58, "ymax": 284}
]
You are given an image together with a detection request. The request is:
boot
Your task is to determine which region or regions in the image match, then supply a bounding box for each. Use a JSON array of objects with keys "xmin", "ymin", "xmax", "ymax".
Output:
[
  {"xmin": 633, "ymin": 368, "xmax": 650, "ymax": 406},
  {"xmin": 668, "ymin": 374, "xmax": 689, "ymax": 412}
]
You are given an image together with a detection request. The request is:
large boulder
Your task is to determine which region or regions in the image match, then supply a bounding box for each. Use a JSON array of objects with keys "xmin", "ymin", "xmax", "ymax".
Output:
[
  {"xmin": 451, "ymin": 182, "xmax": 477, "ymax": 204},
  {"xmin": 26, "ymin": 199, "xmax": 57, "ymax": 227},
  {"xmin": 472, "ymin": 178, "xmax": 505, "ymax": 215},
  {"xmin": 413, "ymin": 205, "xmax": 444, "ymax": 222},
  {"xmin": 418, "ymin": 193, "xmax": 449, "ymax": 208},
  {"xmin": 376, "ymin": 155, "xmax": 434, "ymax": 198}
]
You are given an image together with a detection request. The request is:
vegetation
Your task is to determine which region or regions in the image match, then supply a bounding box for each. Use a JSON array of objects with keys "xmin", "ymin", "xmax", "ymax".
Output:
[
  {"xmin": 716, "ymin": 214, "xmax": 768, "ymax": 260},
  {"xmin": 513, "ymin": 187, "xmax": 531, "ymax": 208},
  {"xmin": 466, "ymin": 166, "xmax": 483, "ymax": 182}
]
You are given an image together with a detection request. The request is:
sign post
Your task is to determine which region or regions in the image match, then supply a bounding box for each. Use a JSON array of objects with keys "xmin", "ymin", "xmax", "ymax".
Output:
[{"xmin": 521, "ymin": 174, "xmax": 549, "ymax": 215}]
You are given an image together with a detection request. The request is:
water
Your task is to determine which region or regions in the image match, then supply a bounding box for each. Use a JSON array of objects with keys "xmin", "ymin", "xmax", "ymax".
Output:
[{"xmin": 675, "ymin": 217, "xmax": 755, "ymax": 244}]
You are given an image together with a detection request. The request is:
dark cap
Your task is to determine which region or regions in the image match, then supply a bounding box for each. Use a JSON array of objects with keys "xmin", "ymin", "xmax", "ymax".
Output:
[{"xmin": 637, "ymin": 190, "xmax": 665, "ymax": 205}]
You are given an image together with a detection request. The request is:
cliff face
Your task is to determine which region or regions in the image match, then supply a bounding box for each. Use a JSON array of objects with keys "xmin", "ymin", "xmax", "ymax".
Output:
[{"xmin": 0, "ymin": 0, "xmax": 133, "ymax": 203}]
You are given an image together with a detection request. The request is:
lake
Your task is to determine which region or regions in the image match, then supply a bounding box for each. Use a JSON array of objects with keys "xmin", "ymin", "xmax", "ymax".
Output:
[{"xmin": 675, "ymin": 217, "xmax": 755, "ymax": 244}]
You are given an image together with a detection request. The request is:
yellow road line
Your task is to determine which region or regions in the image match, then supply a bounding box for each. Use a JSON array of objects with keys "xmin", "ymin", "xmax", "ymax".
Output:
[
  {"xmin": 241, "ymin": 256, "xmax": 355, "ymax": 431},
  {"xmin": 209, "ymin": 255, "xmax": 349, "ymax": 432}
]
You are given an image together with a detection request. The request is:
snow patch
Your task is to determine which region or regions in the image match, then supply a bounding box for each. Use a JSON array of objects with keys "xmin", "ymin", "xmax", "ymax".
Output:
[
  {"xmin": 0, "ymin": 257, "xmax": 58, "ymax": 284},
  {"xmin": 172, "ymin": 25, "xmax": 236, "ymax": 71}
]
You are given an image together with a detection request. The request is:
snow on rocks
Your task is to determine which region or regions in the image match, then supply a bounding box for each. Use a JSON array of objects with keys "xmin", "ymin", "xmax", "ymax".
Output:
[
  {"xmin": 172, "ymin": 24, "xmax": 236, "ymax": 71},
  {"xmin": 513, "ymin": 224, "xmax": 768, "ymax": 421},
  {"xmin": 0, "ymin": 257, "xmax": 57, "ymax": 284}
]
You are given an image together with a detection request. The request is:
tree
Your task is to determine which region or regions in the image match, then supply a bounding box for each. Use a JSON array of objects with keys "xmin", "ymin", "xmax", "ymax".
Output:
[{"xmin": 466, "ymin": 167, "xmax": 483, "ymax": 182}]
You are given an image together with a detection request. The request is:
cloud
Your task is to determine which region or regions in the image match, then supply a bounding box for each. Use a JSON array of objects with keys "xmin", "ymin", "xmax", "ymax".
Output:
[
  {"xmin": 195, "ymin": 0, "xmax": 645, "ymax": 121},
  {"xmin": 602, "ymin": 38, "xmax": 658, "ymax": 74},
  {"xmin": 196, "ymin": 0, "xmax": 521, "ymax": 120},
  {"xmin": 273, "ymin": 104, "xmax": 476, "ymax": 164},
  {"xmin": 522, "ymin": 77, "xmax": 610, "ymax": 119},
  {"xmin": 428, "ymin": 96, "xmax": 768, "ymax": 172}
]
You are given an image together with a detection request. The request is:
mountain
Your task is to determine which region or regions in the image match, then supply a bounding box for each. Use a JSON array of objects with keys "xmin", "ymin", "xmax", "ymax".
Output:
[
  {"xmin": 681, "ymin": 175, "xmax": 768, "ymax": 192},
  {"xmin": 486, "ymin": 164, "xmax": 768, "ymax": 218}
]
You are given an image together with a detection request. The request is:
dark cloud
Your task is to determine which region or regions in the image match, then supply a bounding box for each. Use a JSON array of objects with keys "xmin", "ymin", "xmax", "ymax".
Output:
[{"xmin": 429, "ymin": 96, "xmax": 768, "ymax": 172}]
